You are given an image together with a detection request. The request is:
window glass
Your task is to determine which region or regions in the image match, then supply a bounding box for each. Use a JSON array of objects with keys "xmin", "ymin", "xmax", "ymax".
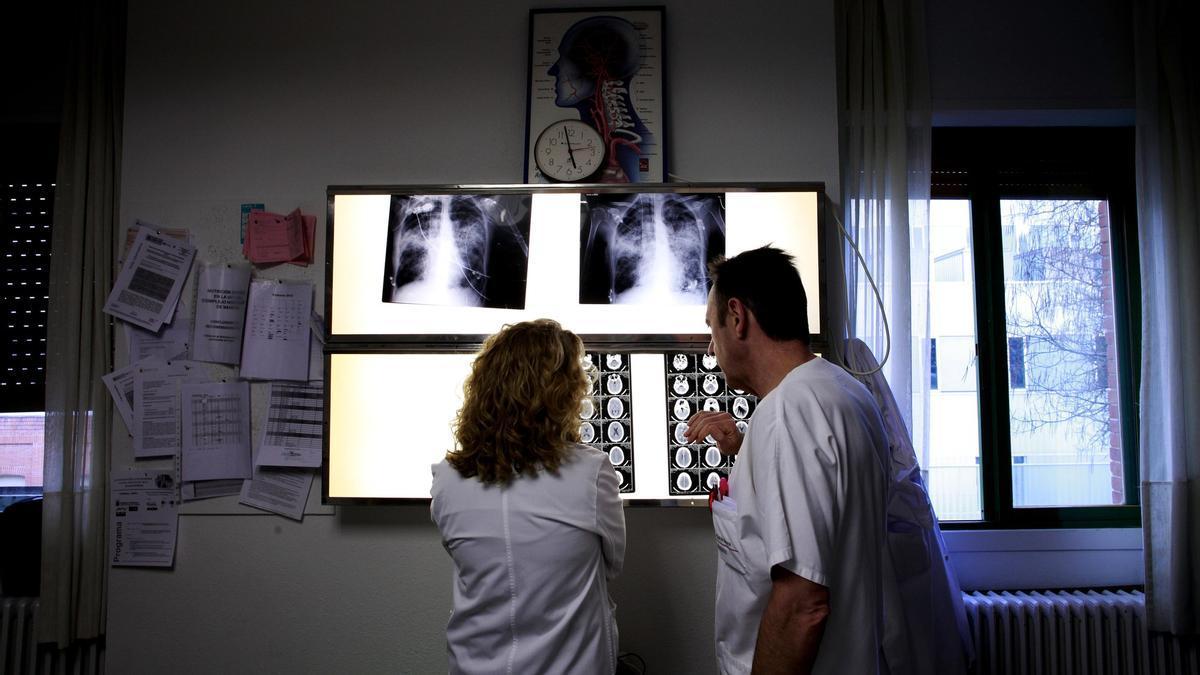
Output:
[
  {"xmin": 1001, "ymin": 199, "xmax": 1123, "ymax": 507},
  {"xmin": 0, "ymin": 412, "xmax": 43, "ymax": 509},
  {"xmin": 926, "ymin": 199, "xmax": 982, "ymax": 521}
]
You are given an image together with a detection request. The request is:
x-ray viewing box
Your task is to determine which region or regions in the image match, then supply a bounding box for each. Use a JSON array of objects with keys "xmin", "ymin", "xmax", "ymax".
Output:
[{"xmin": 324, "ymin": 183, "xmax": 827, "ymax": 505}]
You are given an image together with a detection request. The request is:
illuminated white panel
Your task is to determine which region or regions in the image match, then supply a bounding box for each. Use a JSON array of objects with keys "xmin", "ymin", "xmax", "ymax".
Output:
[
  {"xmin": 725, "ymin": 191, "xmax": 822, "ymax": 333},
  {"xmin": 331, "ymin": 190, "xmax": 821, "ymax": 337},
  {"xmin": 329, "ymin": 350, "xmax": 712, "ymax": 502},
  {"xmin": 328, "ymin": 353, "xmax": 473, "ymax": 499},
  {"xmin": 622, "ymin": 354, "xmax": 669, "ymax": 500}
]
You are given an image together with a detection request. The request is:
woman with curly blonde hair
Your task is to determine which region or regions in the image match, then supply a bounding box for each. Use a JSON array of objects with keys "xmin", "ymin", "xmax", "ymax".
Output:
[{"xmin": 431, "ymin": 319, "xmax": 626, "ymax": 675}]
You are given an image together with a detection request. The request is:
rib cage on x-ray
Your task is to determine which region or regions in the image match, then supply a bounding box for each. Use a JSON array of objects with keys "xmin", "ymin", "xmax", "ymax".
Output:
[
  {"xmin": 381, "ymin": 194, "xmax": 531, "ymax": 309},
  {"xmin": 580, "ymin": 193, "xmax": 726, "ymax": 305}
]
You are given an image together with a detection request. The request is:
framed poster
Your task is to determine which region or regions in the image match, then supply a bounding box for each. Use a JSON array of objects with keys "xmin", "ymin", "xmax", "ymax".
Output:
[{"xmin": 525, "ymin": 7, "xmax": 666, "ymax": 184}]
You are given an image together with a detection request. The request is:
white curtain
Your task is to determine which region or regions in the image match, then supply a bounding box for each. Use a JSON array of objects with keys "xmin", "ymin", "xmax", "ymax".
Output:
[
  {"xmin": 1134, "ymin": 0, "xmax": 1200, "ymax": 637},
  {"xmin": 835, "ymin": 0, "xmax": 931, "ymax": 470},
  {"xmin": 40, "ymin": 0, "xmax": 124, "ymax": 648}
]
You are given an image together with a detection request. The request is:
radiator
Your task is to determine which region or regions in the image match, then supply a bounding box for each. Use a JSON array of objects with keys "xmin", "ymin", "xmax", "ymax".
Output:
[
  {"xmin": 1, "ymin": 597, "xmax": 38, "ymax": 674},
  {"xmin": 0, "ymin": 598, "xmax": 104, "ymax": 675},
  {"xmin": 965, "ymin": 590, "xmax": 1199, "ymax": 675}
]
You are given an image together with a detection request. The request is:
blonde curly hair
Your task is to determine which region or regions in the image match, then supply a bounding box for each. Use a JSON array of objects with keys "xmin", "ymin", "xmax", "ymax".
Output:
[{"xmin": 448, "ymin": 319, "xmax": 590, "ymax": 484}]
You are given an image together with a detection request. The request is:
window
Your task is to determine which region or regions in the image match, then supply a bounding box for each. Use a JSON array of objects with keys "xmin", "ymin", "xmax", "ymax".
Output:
[
  {"xmin": 927, "ymin": 127, "xmax": 1140, "ymax": 528},
  {"xmin": 1, "ymin": 124, "xmax": 56, "ymax": 510}
]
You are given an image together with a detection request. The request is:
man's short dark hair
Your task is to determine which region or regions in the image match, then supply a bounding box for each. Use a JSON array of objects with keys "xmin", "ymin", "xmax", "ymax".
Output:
[{"xmin": 708, "ymin": 246, "xmax": 811, "ymax": 344}]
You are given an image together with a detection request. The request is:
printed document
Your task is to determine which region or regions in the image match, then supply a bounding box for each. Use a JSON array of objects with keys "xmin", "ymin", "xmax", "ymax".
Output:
[
  {"xmin": 192, "ymin": 263, "xmax": 252, "ymax": 364},
  {"xmin": 104, "ymin": 225, "xmax": 197, "ymax": 332},
  {"xmin": 132, "ymin": 359, "xmax": 198, "ymax": 458},
  {"xmin": 239, "ymin": 465, "xmax": 314, "ymax": 521},
  {"xmin": 240, "ymin": 280, "xmax": 312, "ymax": 381},
  {"xmin": 257, "ymin": 382, "xmax": 324, "ymax": 468},
  {"xmin": 125, "ymin": 310, "xmax": 191, "ymax": 362},
  {"xmin": 180, "ymin": 380, "xmax": 251, "ymax": 481},
  {"xmin": 110, "ymin": 470, "xmax": 179, "ymax": 568}
]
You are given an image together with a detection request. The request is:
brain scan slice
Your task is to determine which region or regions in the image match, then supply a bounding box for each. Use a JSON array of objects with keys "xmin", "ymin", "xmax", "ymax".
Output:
[
  {"xmin": 672, "ymin": 398, "xmax": 691, "ymax": 420},
  {"xmin": 581, "ymin": 352, "xmax": 634, "ymax": 493},
  {"xmin": 672, "ymin": 375, "xmax": 692, "ymax": 396},
  {"xmin": 674, "ymin": 446, "xmax": 694, "ymax": 468},
  {"xmin": 664, "ymin": 352, "xmax": 757, "ymax": 495}
]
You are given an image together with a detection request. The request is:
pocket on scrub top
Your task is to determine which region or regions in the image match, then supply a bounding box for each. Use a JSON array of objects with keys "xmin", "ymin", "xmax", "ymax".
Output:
[{"xmin": 711, "ymin": 500, "xmax": 747, "ymax": 575}]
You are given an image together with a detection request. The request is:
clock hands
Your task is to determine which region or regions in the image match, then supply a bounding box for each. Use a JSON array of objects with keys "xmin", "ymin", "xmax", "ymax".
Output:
[{"xmin": 563, "ymin": 127, "xmax": 578, "ymax": 169}]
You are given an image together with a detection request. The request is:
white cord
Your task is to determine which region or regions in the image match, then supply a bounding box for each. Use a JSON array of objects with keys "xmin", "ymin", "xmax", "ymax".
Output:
[{"xmin": 827, "ymin": 200, "xmax": 891, "ymax": 377}]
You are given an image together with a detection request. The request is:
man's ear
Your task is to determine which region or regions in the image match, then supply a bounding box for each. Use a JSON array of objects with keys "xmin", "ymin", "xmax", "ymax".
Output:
[{"xmin": 727, "ymin": 298, "xmax": 750, "ymax": 339}]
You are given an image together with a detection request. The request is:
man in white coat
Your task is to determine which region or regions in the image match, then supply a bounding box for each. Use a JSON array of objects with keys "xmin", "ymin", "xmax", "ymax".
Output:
[{"xmin": 687, "ymin": 246, "xmax": 890, "ymax": 674}]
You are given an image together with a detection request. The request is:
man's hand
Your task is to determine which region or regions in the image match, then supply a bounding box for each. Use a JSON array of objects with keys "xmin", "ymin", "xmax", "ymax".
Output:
[
  {"xmin": 685, "ymin": 411, "xmax": 744, "ymax": 456},
  {"xmin": 751, "ymin": 567, "xmax": 830, "ymax": 674}
]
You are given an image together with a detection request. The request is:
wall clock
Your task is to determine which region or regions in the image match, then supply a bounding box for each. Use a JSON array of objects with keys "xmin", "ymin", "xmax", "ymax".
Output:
[{"xmin": 533, "ymin": 119, "xmax": 606, "ymax": 182}]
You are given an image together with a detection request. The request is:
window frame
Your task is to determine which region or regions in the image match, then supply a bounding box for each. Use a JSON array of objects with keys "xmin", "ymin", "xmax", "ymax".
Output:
[{"xmin": 932, "ymin": 127, "xmax": 1141, "ymax": 530}]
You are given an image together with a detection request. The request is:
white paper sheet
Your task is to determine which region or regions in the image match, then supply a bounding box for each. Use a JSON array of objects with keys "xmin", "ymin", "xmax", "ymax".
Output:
[
  {"xmin": 192, "ymin": 263, "xmax": 252, "ymax": 364},
  {"xmin": 132, "ymin": 359, "xmax": 198, "ymax": 458},
  {"xmin": 256, "ymin": 382, "xmax": 324, "ymax": 468},
  {"xmin": 125, "ymin": 310, "xmax": 191, "ymax": 362},
  {"xmin": 102, "ymin": 360, "xmax": 142, "ymax": 434},
  {"xmin": 180, "ymin": 380, "xmax": 251, "ymax": 481},
  {"xmin": 110, "ymin": 470, "xmax": 179, "ymax": 568},
  {"xmin": 104, "ymin": 224, "xmax": 197, "ymax": 332},
  {"xmin": 239, "ymin": 280, "xmax": 312, "ymax": 381},
  {"xmin": 239, "ymin": 465, "xmax": 314, "ymax": 521}
]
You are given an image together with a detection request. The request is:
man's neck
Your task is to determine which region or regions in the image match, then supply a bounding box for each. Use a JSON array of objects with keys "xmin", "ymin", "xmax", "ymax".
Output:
[{"xmin": 743, "ymin": 340, "xmax": 816, "ymax": 398}]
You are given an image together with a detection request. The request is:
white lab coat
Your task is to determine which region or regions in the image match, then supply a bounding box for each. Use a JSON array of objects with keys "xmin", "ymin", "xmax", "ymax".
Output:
[
  {"xmin": 843, "ymin": 338, "xmax": 973, "ymax": 675},
  {"xmin": 431, "ymin": 443, "xmax": 625, "ymax": 675},
  {"xmin": 713, "ymin": 358, "xmax": 891, "ymax": 674}
]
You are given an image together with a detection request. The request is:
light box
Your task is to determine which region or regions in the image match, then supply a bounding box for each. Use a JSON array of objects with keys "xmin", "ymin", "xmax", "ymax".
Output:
[
  {"xmin": 327, "ymin": 185, "xmax": 823, "ymax": 342},
  {"xmin": 323, "ymin": 184, "xmax": 826, "ymax": 504}
]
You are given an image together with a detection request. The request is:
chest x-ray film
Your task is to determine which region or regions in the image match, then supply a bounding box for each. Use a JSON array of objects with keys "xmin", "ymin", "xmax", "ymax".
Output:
[
  {"xmin": 329, "ymin": 186, "xmax": 821, "ymax": 339},
  {"xmin": 381, "ymin": 194, "xmax": 531, "ymax": 309}
]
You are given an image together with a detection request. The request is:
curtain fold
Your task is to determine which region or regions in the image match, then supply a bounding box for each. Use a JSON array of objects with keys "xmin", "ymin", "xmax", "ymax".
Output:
[
  {"xmin": 836, "ymin": 0, "xmax": 931, "ymax": 468},
  {"xmin": 39, "ymin": 0, "xmax": 124, "ymax": 648},
  {"xmin": 837, "ymin": 1, "xmax": 967, "ymax": 673},
  {"xmin": 1134, "ymin": 0, "xmax": 1200, "ymax": 637}
]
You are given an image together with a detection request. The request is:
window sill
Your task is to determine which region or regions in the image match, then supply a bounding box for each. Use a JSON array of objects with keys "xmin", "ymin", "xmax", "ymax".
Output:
[{"xmin": 942, "ymin": 528, "xmax": 1143, "ymax": 591}]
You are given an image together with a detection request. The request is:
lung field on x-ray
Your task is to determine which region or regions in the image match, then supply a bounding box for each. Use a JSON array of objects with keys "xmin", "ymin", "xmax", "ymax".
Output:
[
  {"xmin": 579, "ymin": 193, "xmax": 726, "ymax": 305},
  {"xmin": 381, "ymin": 194, "xmax": 532, "ymax": 309}
]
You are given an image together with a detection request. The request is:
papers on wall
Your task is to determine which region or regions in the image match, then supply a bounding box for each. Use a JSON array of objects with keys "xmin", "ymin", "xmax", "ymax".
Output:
[
  {"xmin": 239, "ymin": 464, "xmax": 314, "ymax": 521},
  {"xmin": 180, "ymin": 380, "xmax": 251, "ymax": 481},
  {"xmin": 192, "ymin": 263, "xmax": 252, "ymax": 364},
  {"xmin": 181, "ymin": 478, "xmax": 244, "ymax": 501},
  {"xmin": 125, "ymin": 310, "xmax": 191, "ymax": 362},
  {"xmin": 110, "ymin": 470, "xmax": 179, "ymax": 568},
  {"xmin": 243, "ymin": 208, "xmax": 316, "ymax": 266},
  {"xmin": 133, "ymin": 359, "xmax": 198, "ymax": 458},
  {"xmin": 104, "ymin": 225, "xmax": 197, "ymax": 332},
  {"xmin": 123, "ymin": 221, "xmax": 191, "ymax": 257},
  {"xmin": 256, "ymin": 382, "xmax": 324, "ymax": 468},
  {"xmin": 240, "ymin": 280, "xmax": 312, "ymax": 381},
  {"xmin": 102, "ymin": 360, "xmax": 141, "ymax": 434}
]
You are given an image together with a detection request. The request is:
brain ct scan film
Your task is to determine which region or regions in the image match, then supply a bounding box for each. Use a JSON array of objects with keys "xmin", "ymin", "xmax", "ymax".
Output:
[
  {"xmin": 582, "ymin": 352, "xmax": 634, "ymax": 492},
  {"xmin": 382, "ymin": 194, "xmax": 532, "ymax": 309},
  {"xmin": 664, "ymin": 352, "xmax": 757, "ymax": 495},
  {"xmin": 579, "ymin": 193, "xmax": 725, "ymax": 306}
]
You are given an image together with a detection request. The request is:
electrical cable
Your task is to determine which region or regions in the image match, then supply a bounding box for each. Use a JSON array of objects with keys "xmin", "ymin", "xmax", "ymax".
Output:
[{"xmin": 827, "ymin": 199, "xmax": 891, "ymax": 377}]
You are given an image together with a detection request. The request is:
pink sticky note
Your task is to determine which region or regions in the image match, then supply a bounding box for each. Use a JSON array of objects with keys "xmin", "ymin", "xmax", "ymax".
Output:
[{"xmin": 245, "ymin": 209, "xmax": 304, "ymax": 264}]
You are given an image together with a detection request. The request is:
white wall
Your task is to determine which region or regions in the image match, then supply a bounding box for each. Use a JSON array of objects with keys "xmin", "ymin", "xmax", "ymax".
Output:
[{"xmin": 108, "ymin": 1, "xmax": 839, "ymax": 673}]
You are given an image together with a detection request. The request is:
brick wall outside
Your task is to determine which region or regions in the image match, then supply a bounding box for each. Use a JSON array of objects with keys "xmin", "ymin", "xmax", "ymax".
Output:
[{"xmin": 0, "ymin": 414, "xmax": 44, "ymax": 486}]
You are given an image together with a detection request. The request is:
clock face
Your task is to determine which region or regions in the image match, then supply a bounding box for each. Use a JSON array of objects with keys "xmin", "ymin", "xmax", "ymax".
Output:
[{"xmin": 534, "ymin": 119, "xmax": 605, "ymax": 182}]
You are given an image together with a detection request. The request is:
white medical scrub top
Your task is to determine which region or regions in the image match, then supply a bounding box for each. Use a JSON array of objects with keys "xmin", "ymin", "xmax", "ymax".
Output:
[
  {"xmin": 712, "ymin": 358, "xmax": 890, "ymax": 674},
  {"xmin": 431, "ymin": 443, "xmax": 626, "ymax": 675}
]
